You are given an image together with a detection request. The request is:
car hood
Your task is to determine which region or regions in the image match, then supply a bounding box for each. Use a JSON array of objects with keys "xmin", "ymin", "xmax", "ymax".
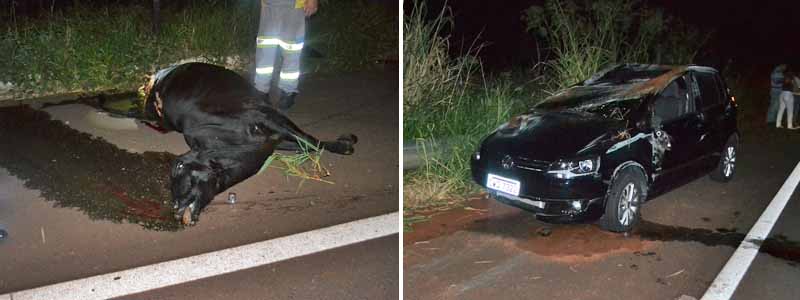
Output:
[{"xmin": 481, "ymin": 111, "xmax": 621, "ymax": 162}]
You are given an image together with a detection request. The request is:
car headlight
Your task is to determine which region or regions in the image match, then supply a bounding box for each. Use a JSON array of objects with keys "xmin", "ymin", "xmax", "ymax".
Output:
[{"xmin": 547, "ymin": 156, "xmax": 600, "ymax": 179}]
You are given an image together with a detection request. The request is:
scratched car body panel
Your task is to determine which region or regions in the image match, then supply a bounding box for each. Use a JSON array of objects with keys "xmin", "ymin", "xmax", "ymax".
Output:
[{"xmin": 471, "ymin": 64, "xmax": 738, "ymax": 232}]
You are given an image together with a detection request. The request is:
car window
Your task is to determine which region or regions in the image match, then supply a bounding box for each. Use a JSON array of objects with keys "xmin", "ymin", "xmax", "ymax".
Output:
[
  {"xmin": 653, "ymin": 77, "xmax": 691, "ymax": 123},
  {"xmin": 695, "ymin": 72, "xmax": 722, "ymax": 109}
]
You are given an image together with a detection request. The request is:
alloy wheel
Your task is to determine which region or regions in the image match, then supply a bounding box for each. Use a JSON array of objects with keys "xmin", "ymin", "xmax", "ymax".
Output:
[
  {"xmin": 723, "ymin": 146, "xmax": 736, "ymax": 178},
  {"xmin": 617, "ymin": 182, "xmax": 639, "ymax": 226}
]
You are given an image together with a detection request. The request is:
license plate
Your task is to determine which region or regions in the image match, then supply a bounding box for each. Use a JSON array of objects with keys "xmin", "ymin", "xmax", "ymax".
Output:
[{"xmin": 486, "ymin": 174, "xmax": 521, "ymax": 196}]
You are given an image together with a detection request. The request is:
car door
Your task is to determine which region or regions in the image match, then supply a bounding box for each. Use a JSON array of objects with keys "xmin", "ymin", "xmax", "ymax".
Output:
[
  {"xmin": 650, "ymin": 75, "xmax": 705, "ymax": 189},
  {"xmin": 692, "ymin": 71, "xmax": 725, "ymax": 166}
]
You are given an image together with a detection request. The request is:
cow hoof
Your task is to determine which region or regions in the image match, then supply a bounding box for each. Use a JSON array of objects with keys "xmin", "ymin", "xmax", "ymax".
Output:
[{"xmin": 338, "ymin": 134, "xmax": 358, "ymax": 145}]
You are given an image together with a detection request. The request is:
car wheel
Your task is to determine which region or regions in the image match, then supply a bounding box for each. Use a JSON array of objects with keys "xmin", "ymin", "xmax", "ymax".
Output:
[
  {"xmin": 710, "ymin": 134, "xmax": 738, "ymax": 183},
  {"xmin": 600, "ymin": 167, "xmax": 646, "ymax": 232}
]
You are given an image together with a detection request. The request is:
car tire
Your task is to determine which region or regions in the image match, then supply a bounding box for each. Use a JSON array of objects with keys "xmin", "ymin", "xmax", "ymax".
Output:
[
  {"xmin": 600, "ymin": 167, "xmax": 647, "ymax": 232},
  {"xmin": 710, "ymin": 134, "xmax": 738, "ymax": 183}
]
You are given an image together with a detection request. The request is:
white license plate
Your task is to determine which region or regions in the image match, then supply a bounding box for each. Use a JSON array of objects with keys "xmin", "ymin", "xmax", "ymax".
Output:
[{"xmin": 486, "ymin": 174, "xmax": 521, "ymax": 196}]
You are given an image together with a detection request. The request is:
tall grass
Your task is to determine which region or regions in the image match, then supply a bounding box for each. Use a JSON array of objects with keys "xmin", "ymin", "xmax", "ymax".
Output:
[
  {"xmin": 403, "ymin": 2, "xmax": 526, "ymax": 209},
  {"xmin": 403, "ymin": 2, "xmax": 477, "ymax": 114},
  {"xmin": 0, "ymin": 2, "xmax": 256, "ymax": 97},
  {"xmin": 523, "ymin": 0, "xmax": 708, "ymax": 91},
  {"xmin": 0, "ymin": 0, "xmax": 396, "ymax": 98}
]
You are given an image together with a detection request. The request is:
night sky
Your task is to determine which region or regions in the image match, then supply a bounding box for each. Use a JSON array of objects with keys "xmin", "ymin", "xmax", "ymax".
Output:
[{"xmin": 416, "ymin": 0, "xmax": 800, "ymax": 76}]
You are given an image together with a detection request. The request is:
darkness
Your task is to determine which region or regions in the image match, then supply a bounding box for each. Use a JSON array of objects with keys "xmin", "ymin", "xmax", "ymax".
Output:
[{"xmin": 413, "ymin": 0, "xmax": 800, "ymax": 75}]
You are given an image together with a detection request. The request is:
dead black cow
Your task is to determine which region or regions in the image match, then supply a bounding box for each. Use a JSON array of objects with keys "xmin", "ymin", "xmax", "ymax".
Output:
[{"xmin": 142, "ymin": 63, "xmax": 357, "ymax": 225}]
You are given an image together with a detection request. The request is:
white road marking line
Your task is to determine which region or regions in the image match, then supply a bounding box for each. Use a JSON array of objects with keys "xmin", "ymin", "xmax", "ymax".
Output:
[
  {"xmin": 0, "ymin": 212, "xmax": 398, "ymax": 300},
  {"xmin": 701, "ymin": 162, "xmax": 800, "ymax": 300}
]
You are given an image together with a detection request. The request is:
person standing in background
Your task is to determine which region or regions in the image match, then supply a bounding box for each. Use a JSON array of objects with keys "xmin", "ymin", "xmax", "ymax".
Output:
[
  {"xmin": 768, "ymin": 64, "xmax": 787, "ymax": 124},
  {"xmin": 795, "ymin": 74, "xmax": 800, "ymax": 119},
  {"xmin": 776, "ymin": 71, "xmax": 798, "ymax": 129},
  {"xmin": 254, "ymin": 0, "xmax": 319, "ymax": 113}
]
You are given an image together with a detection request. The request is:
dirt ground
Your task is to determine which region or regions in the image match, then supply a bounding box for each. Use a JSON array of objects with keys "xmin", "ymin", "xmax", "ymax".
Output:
[{"xmin": 0, "ymin": 68, "xmax": 398, "ymax": 295}]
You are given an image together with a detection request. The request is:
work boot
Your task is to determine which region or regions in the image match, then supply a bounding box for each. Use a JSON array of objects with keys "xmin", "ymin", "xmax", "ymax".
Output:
[{"xmin": 278, "ymin": 90, "xmax": 297, "ymax": 113}]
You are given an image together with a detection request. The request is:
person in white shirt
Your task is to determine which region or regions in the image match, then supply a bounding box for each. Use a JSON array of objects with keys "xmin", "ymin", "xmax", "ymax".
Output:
[{"xmin": 776, "ymin": 72, "xmax": 799, "ymax": 129}]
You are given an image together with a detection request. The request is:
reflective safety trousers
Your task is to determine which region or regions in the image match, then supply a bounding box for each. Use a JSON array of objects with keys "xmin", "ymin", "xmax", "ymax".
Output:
[{"xmin": 254, "ymin": 0, "xmax": 306, "ymax": 94}]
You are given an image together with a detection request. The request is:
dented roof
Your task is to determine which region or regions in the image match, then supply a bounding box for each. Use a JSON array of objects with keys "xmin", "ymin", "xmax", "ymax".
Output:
[{"xmin": 536, "ymin": 64, "xmax": 718, "ymax": 111}]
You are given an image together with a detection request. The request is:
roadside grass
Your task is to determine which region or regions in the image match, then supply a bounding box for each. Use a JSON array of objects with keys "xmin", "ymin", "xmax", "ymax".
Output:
[
  {"xmin": 523, "ymin": 0, "xmax": 707, "ymax": 90},
  {"xmin": 259, "ymin": 136, "xmax": 334, "ymax": 188},
  {"xmin": 403, "ymin": 2, "xmax": 533, "ymax": 210},
  {"xmin": 0, "ymin": 0, "xmax": 396, "ymax": 98},
  {"xmin": 0, "ymin": 2, "xmax": 255, "ymax": 97}
]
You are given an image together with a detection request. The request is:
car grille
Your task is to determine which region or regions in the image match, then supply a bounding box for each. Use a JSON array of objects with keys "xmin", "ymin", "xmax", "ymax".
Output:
[{"xmin": 514, "ymin": 157, "xmax": 550, "ymax": 171}]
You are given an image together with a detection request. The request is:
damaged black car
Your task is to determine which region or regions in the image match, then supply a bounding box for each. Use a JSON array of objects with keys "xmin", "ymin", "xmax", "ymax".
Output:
[{"xmin": 471, "ymin": 64, "xmax": 738, "ymax": 232}]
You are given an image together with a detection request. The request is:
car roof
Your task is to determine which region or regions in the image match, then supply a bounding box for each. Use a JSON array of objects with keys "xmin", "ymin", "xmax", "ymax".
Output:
[{"xmin": 536, "ymin": 64, "xmax": 718, "ymax": 111}]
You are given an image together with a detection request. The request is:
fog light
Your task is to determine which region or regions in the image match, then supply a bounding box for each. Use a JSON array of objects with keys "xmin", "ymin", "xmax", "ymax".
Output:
[
  {"xmin": 571, "ymin": 200, "xmax": 582, "ymax": 210},
  {"xmin": 474, "ymin": 151, "xmax": 481, "ymax": 160}
]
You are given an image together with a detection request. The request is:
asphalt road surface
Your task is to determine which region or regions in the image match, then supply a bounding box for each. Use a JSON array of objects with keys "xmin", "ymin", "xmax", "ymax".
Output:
[
  {"xmin": 404, "ymin": 128, "xmax": 800, "ymax": 300},
  {"xmin": 0, "ymin": 67, "xmax": 398, "ymax": 298},
  {"xmin": 114, "ymin": 235, "xmax": 398, "ymax": 300}
]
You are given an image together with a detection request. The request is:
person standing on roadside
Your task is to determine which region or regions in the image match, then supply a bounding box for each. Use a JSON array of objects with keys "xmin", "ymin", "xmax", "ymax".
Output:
[
  {"xmin": 253, "ymin": 0, "xmax": 319, "ymax": 113},
  {"xmin": 776, "ymin": 71, "xmax": 798, "ymax": 129},
  {"xmin": 792, "ymin": 74, "xmax": 800, "ymax": 123},
  {"xmin": 768, "ymin": 64, "xmax": 787, "ymax": 124}
]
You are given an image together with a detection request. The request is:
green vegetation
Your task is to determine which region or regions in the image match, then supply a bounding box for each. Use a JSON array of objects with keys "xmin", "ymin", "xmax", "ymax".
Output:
[
  {"xmin": 0, "ymin": 0, "xmax": 396, "ymax": 98},
  {"xmin": 523, "ymin": 0, "xmax": 708, "ymax": 90},
  {"xmin": 403, "ymin": 2, "xmax": 528, "ymax": 209},
  {"xmin": 0, "ymin": 2, "xmax": 256, "ymax": 97},
  {"xmin": 259, "ymin": 135, "xmax": 333, "ymax": 188}
]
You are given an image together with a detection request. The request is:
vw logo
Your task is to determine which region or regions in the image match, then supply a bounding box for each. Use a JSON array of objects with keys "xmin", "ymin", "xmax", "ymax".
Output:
[{"xmin": 501, "ymin": 155, "xmax": 514, "ymax": 170}]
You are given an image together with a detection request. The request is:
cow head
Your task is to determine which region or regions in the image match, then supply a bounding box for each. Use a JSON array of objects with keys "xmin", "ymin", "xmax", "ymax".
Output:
[{"xmin": 170, "ymin": 152, "xmax": 220, "ymax": 225}]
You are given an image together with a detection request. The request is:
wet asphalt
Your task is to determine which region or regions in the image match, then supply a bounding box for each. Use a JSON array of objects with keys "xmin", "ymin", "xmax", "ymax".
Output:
[
  {"xmin": 0, "ymin": 68, "xmax": 399, "ymax": 297},
  {"xmin": 404, "ymin": 127, "xmax": 800, "ymax": 300}
]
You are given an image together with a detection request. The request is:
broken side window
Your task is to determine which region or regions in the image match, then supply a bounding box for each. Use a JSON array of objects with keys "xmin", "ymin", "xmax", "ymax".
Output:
[{"xmin": 653, "ymin": 77, "xmax": 690, "ymax": 123}]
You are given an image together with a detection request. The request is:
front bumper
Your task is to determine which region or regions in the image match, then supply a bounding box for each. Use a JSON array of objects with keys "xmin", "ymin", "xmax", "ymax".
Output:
[
  {"xmin": 490, "ymin": 191, "xmax": 605, "ymax": 222},
  {"xmin": 471, "ymin": 158, "xmax": 607, "ymax": 221}
]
